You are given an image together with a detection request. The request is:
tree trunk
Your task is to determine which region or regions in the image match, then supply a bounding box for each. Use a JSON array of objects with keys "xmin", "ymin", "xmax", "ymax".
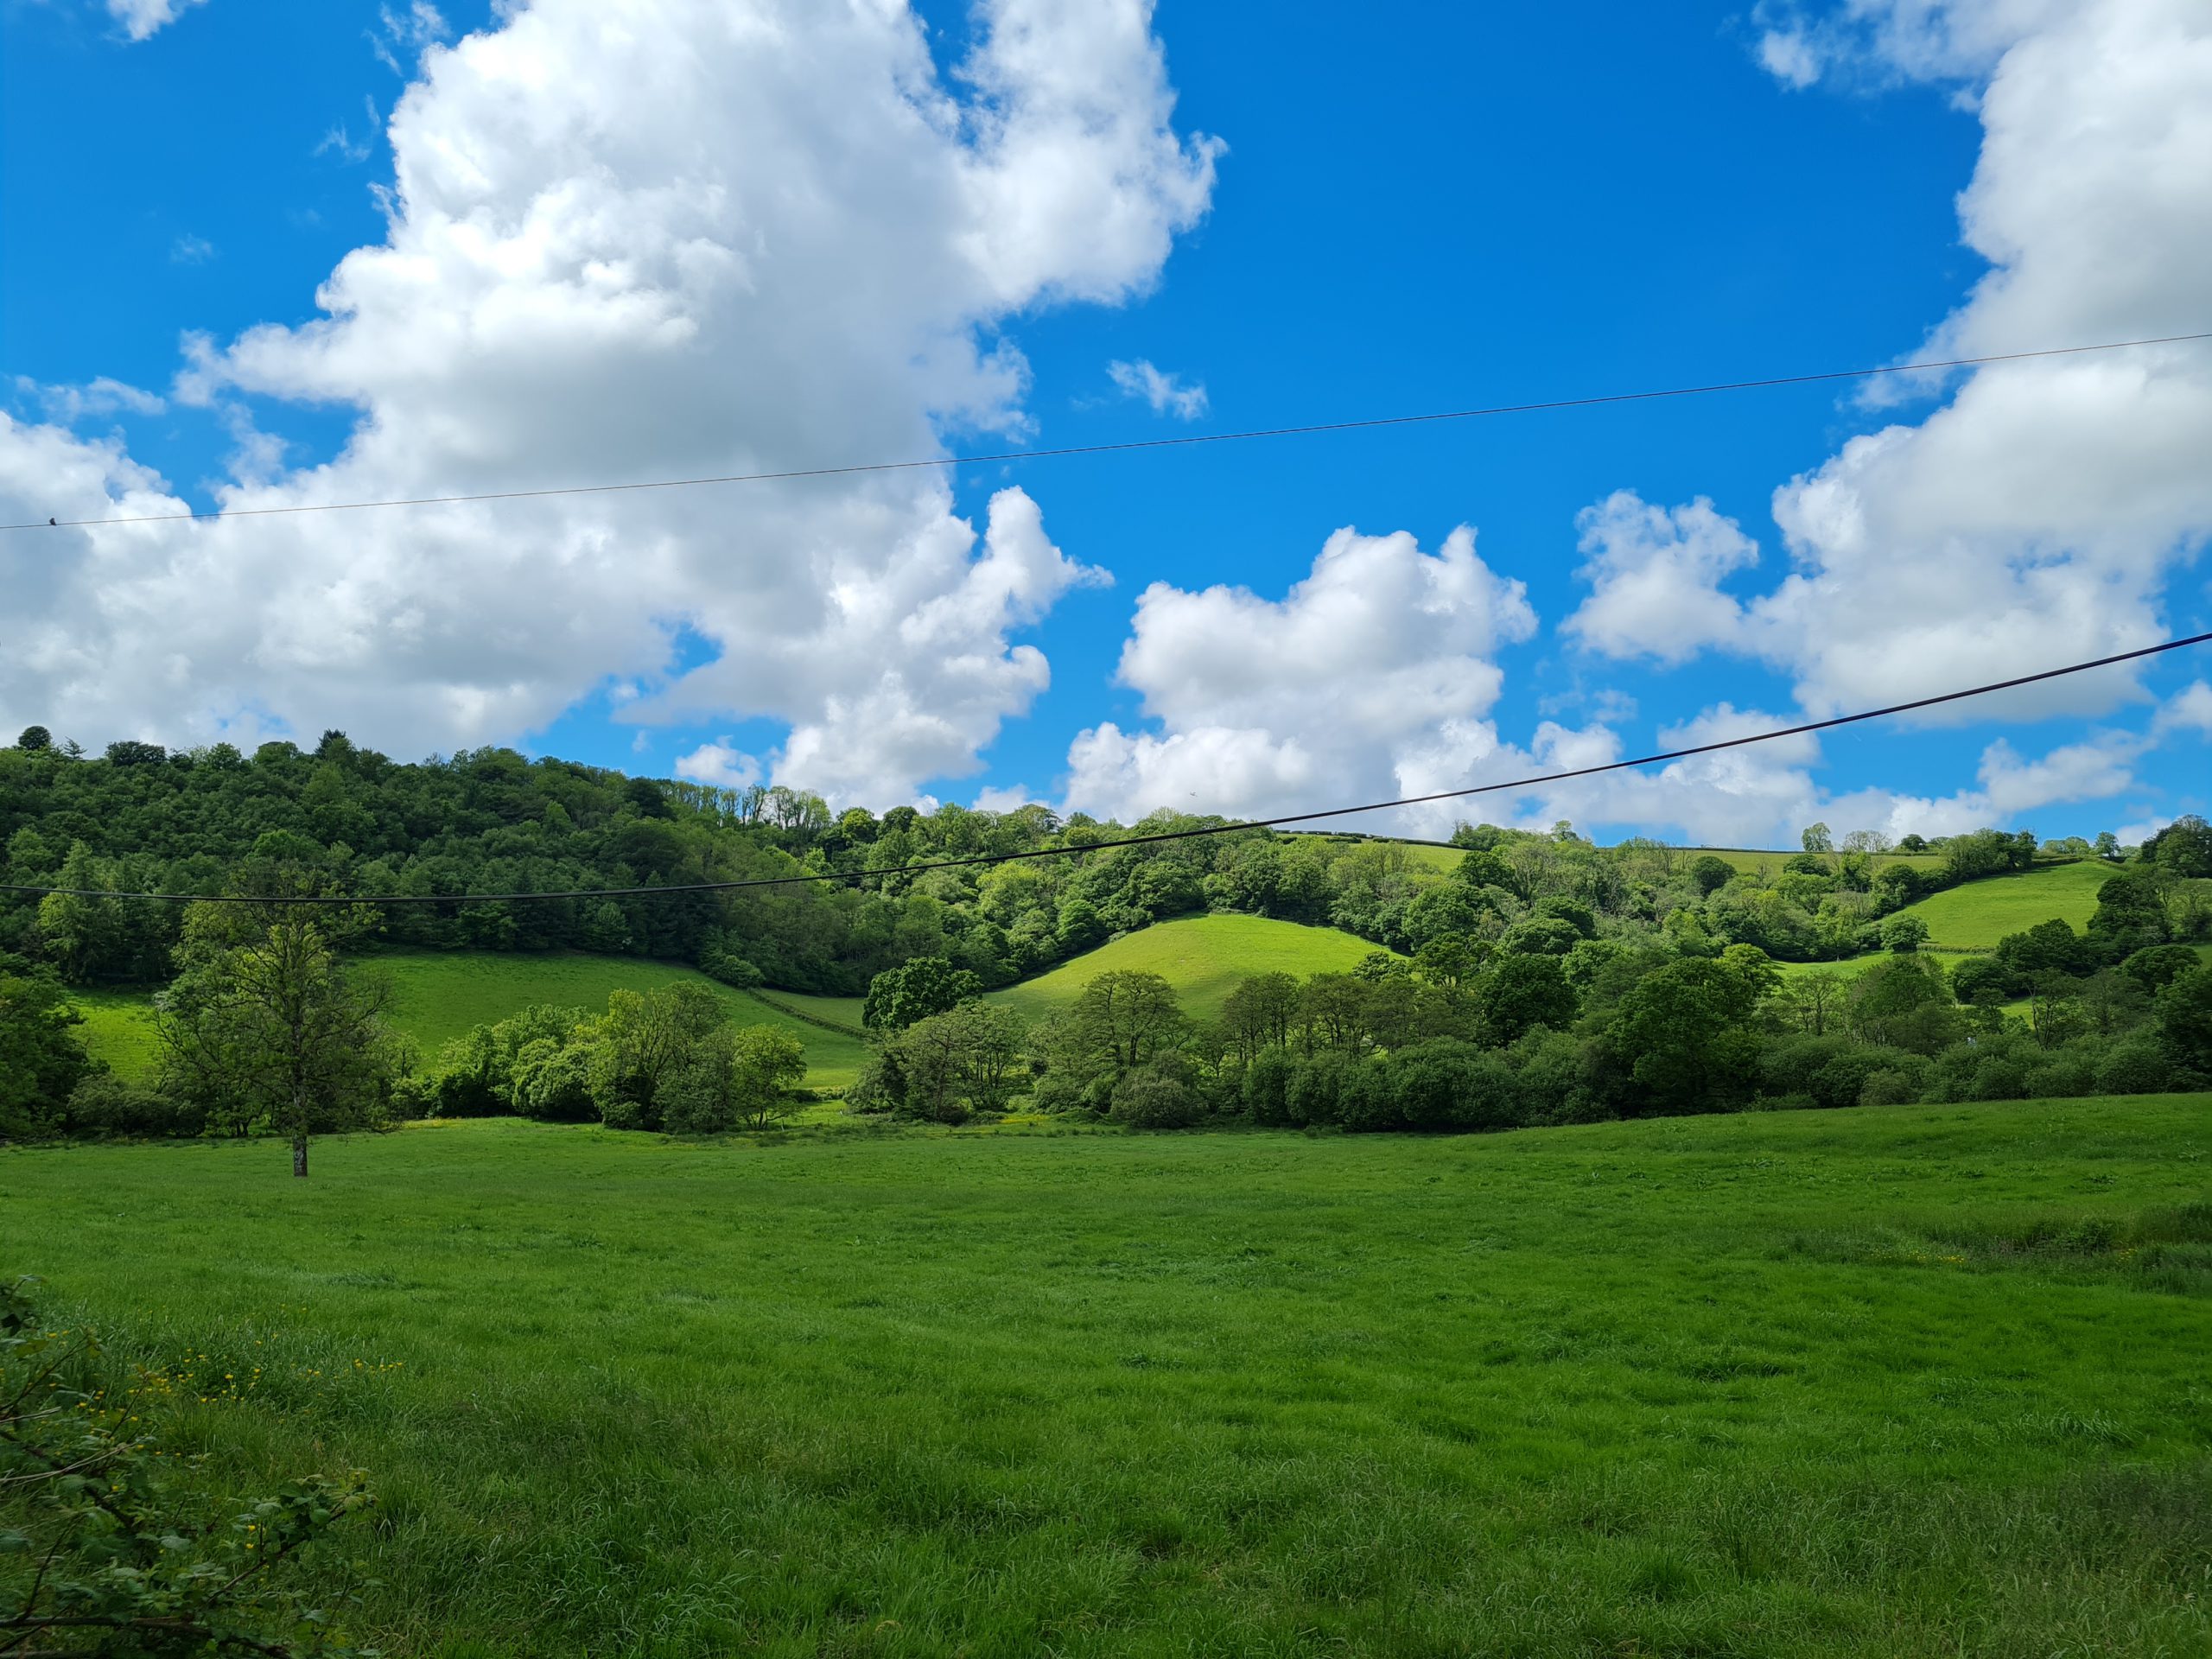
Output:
[{"xmin": 293, "ymin": 1133, "xmax": 308, "ymax": 1179}]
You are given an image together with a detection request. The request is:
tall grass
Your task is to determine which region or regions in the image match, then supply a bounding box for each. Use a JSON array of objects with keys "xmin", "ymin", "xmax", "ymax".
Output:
[{"xmin": 4, "ymin": 1096, "xmax": 2208, "ymax": 1656}]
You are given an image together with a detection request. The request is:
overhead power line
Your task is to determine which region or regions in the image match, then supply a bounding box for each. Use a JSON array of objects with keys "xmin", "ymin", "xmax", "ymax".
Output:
[
  {"xmin": 4, "ymin": 630, "xmax": 2205, "ymax": 907},
  {"xmin": 7, "ymin": 331, "xmax": 2209, "ymax": 534}
]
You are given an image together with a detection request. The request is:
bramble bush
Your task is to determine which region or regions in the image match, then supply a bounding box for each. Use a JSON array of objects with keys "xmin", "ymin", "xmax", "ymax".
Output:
[{"xmin": 0, "ymin": 1278, "xmax": 376, "ymax": 1656}]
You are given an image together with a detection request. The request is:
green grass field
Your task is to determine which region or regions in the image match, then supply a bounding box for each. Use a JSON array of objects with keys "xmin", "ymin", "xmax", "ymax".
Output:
[
  {"xmin": 4, "ymin": 1100, "xmax": 2209, "ymax": 1656},
  {"xmin": 991, "ymin": 913, "xmax": 1390, "ymax": 1024},
  {"xmin": 72, "ymin": 951, "xmax": 868, "ymax": 1092},
  {"xmin": 1774, "ymin": 954, "xmax": 1886, "ymax": 983},
  {"xmin": 65, "ymin": 982, "xmax": 165, "ymax": 1079},
  {"xmin": 1890, "ymin": 860, "xmax": 2115, "ymax": 950},
  {"xmin": 1700, "ymin": 847, "xmax": 1950, "ymax": 878}
]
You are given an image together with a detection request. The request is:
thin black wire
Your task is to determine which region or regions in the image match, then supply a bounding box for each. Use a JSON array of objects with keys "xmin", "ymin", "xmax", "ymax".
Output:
[
  {"xmin": 5, "ymin": 630, "xmax": 2203, "ymax": 907},
  {"xmin": 8, "ymin": 333, "xmax": 2208, "ymax": 533}
]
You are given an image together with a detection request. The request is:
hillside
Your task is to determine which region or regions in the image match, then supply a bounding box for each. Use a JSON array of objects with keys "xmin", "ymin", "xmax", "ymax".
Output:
[
  {"xmin": 72, "ymin": 950, "xmax": 869, "ymax": 1092},
  {"xmin": 1888, "ymin": 858, "xmax": 2114, "ymax": 950},
  {"xmin": 1701, "ymin": 846, "xmax": 1948, "ymax": 878},
  {"xmin": 990, "ymin": 913, "xmax": 1391, "ymax": 1023}
]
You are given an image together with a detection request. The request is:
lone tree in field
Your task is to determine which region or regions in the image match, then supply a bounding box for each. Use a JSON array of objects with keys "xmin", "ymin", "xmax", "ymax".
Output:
[{"xmin": 157, "ymin": 900, "xmax": 401, "ymax": 1177}]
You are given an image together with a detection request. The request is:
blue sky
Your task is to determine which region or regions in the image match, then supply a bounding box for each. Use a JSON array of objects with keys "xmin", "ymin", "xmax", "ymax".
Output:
[{"xmin": 3, "ymin": 0, "xmax": 2208, "ymax": 847}]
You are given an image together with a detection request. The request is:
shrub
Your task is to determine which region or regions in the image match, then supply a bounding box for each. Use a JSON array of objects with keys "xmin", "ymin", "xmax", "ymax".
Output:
[
  {"xmin": 1287, "ymin": 1051, "xmax": 1351, "ymax": 1127},
  {"xmin": 1688, "ymin": 855, "xmax": 1735, "ymax": 897},
  {"xmin": 1, "ymin": 1278, "xmax": 377, "ymax": 1652},
  {"xmin": 1336, "ymin": 1057, "xmax": 1400, "ymax": 1132},
  {"xmin": 1242, "ymin": 1047, "xmax": 1295, "ymax": 1127},
  {"xmin": 1111, "ymin": 1065, "xmax": 1201, "ymax": 1130},
  {"xmin": 1808, "ymin": 1049, "xmax": 1897, "ymax": 1111},
  {"xmin": 1515, "ymin": 1028, "xmax": 1607, "ymax": 1125},
  {"xmin": 2154, "ymin": 966, "xmax": 2212, "ymax": 1072},
  {"xmin": 1025, "ymin": 1069, "xmax": 1088, "ymax": 1116},
  {"xmin": 2094, "ymin": 1033, "xmax": 2176, "ymax": 1096},
  {"xmin": 1880, "ymin": 914, "xmax": 1929, "ymax": 953},
  {"xmin": 1390, "ymin": 1040, "xmax": 1528, "ymax": 1133},
  {"xmin": 2121, "ymin": 944, "xmax": 2202, "ymax": 996},
  {"xmin": 1967, "ymin": 1057, "xmax": 2032, "ymax": 1102},
  {"xmin": 63, "ymin": 1075, "xmax": 203, "ymax": 1139},
  {"xmin": 2023, "ymin": 1050, "xmax": 2097, "ymax": 1099},
  {"xmin": 1949, "ymin": 956, "xmax": 2018, "ymax": 1006},
  {"xmin": 1857, "ymin": 1069, "xmax": 1917, "ymax": 1107},
  {"xmin": 698, "ymin": 945, "xmax": 764, "ymax": 988}
]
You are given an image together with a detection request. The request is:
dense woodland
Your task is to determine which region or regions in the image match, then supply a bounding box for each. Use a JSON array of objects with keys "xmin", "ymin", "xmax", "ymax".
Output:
[
  {"xmin": 9, "ymin": 727, "xmax": 2207, "ymax": 994},
  {"xmin": 3, "ymin": 727, "xmax": 2211, "ymax": 1145}
]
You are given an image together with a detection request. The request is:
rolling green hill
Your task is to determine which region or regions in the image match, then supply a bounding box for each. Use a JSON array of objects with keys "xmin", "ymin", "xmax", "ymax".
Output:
[
  {"xmin": 989, "ymin": 913, "xmax": 1392, "ymax": 1024},
  {"xmin": 1890, "ymin": 859, "xmax": 2114, "ymax": 950},
  {"xmin": 71, "ymin": 951, "xmax": 868, "ymax": 1092}
]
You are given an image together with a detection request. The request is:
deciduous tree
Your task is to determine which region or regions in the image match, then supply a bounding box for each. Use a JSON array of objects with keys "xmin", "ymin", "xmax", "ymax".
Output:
[{"xmin": 158, "ymin": 905, "xmax": 404, "ymax": 1176}]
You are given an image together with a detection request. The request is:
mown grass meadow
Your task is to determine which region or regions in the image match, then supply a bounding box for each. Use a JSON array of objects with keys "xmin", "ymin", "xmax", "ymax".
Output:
[
  {"xmin": 6, "ymin": 1097, "xmax": 2209, "ymax": 1657},
  {"xmin": 1889, "ymin": 858, "xmax": 2117, "ymax": 950},
  {"xmin": 990, "ymin": 913, "xmax": 1390, "ymax": 1023}
]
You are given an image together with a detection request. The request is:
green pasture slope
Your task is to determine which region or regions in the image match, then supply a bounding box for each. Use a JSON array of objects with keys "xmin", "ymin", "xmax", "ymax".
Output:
[
  {"xmin": 991, "ymin": 912, "xmax": 1389, "ymax": 1023},
  {"xmin": 1891, "ymin": 858, "xmax": 2115, "ymax": 950},
  {"xmin": 4, "ymin": 1098, "xmax": 2209, "ymax": 1656},
  {"xmin": 71, "ymin": 951, "xmax": 868, "ymax": 1092},
  {"xmin": 1704, "ymin": 846, "xmax": 1948, "ymax": 879}
]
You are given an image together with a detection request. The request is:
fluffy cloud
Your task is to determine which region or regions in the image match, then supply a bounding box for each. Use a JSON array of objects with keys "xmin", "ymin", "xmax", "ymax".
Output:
[
  {"xmin": 1577, "ymin": 0, "xmax": 2212, "ymax": 725},
  {"xmin": 9, "ymin": 377, "xmax": 164, "ymax": 423},
  {"xmin": 1, "ymin": 0, "xmax": 1217, "ymax": 806},
  {"xmin": 1563, "ymin": 492, "xmax": 1759, "ymax": 665},
  {"xmin": 673, "ymin": 741, "xmax": 762, "ymax": 792},
  {"xmin": 1461, "ymin": 712, "xmax": 2155, "ymax": 850},
  {"xmin": 1107, "ymin": 358, "xmax": 1208, "ymax": 419},
  {"xmin": 1063, "ymin": 524, "xmax": 1536, "ymax": 828},
  {"xmin": 105, "ymin": 0, "xmax": 205, "ymax": 41},
  {"xmin": 1519, "ymin": 671, "xmax": 2212, "ymax": 848},
  {"xmin": 2154, "ymin": 680, "xmax": 2212, "ymax": 738}
]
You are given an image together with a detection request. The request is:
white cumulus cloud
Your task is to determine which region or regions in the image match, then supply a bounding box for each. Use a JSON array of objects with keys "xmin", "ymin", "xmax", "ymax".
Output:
[
  {"xmin": 1575, "ymin": 0, "xmax": 2212, "ymax": 729},
  {"xmin": 1063, "ymin": 524, "xmax": 1537, "ymax": 828},
  {"xmin": 1107, "ymin": 358, "xmax": 1208, "ymax": 419},
  {"xmin": 673, "ymin": 741, "xmax": 763, "ymax": 792},
  {"xmin": 105, "ymin": 0, "xmax": 205, "ymax": 41},
  {"xmin": 1, "ymin": 0, "xmax": 1219, "ymax": 807},
  {"xmin": 1564, "ymin": 492, "xmax": 1759, "ymax": 665},
  {"xmin": 10, "ymin": 377, "xmax": 165, "ymax": 423}
]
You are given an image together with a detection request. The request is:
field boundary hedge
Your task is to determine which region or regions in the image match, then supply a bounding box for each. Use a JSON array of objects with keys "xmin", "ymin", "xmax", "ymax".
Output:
[{"xmin": 743, "ymin": 988, "xmax": 868, "ymax": 1039}]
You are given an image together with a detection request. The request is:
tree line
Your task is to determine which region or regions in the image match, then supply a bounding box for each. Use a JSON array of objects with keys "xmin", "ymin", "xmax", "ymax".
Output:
[
  {"xmin": 7, "ymin": 849, "xmax": 2209, "ymax": 1157},
  {"xmin": 839, "ymin": 872, "xmax": 2212, "ymax": 1132},
  {"xmin": 9, "ymin": 729, "xmax": 2205, "ymax": 1007}
]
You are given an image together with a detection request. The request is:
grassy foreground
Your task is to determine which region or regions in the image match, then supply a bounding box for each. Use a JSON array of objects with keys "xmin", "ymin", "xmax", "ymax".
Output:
[
  {"xmin": 5, "ymin": 1100, "xmax": 2210, "ymax": 1656},
  {"xmin": 991, "ymin": 913, "xmax": 1389, "ymax": 1023}
]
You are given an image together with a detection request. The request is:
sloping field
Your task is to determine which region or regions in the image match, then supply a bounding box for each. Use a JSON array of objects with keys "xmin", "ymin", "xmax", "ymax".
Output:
[
  {"xmin": 1891, "ymin": 859, "xmax": 2113, "ymax": 950},
  {"xmin": 67, "ymin": 985, "xmax": 163, "ymax": 1080},
  {"xmin": 1699, "ymin": 847, "xmax": 1949, "ymax": 878},
  {"xmin": 993, "ymin": 913, "xmax": 1389, "ymax": 1023},
  {"xmin": 3, "ymin": 1099, "xmax": 2208, "ymax": 1656},
  {"xmin": 71, "ymin": 951, "xmax": 868, "ymax": 1091}
]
